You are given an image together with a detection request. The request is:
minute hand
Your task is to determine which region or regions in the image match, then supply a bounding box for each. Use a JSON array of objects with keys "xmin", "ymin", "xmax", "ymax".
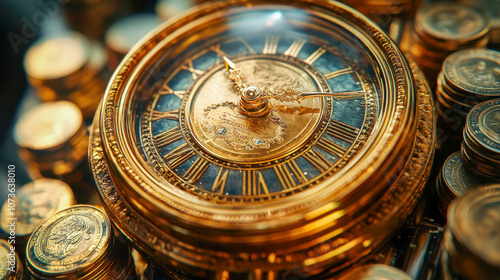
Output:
[{"xmin": 261, "ymin": 88, "xmax": 365, "ymax": 103}]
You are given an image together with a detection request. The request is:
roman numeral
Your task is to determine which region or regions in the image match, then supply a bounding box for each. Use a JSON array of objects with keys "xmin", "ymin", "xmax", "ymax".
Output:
[
  {"xmin": 273, "ymin": 160, "xmax": 306, "ymax": 190},
  {"xmin": 209, "ymin": 44, "xmax": 228, "ymax": 58},
  {"xmin": 154, "ymin": 126, "xmax": 183, "ymax": 148},
  {"xmin": 324, "ymin": 67, "xmax": 353, "ymax": 80},
  {"xmin": 184, "ymin": 157, "xmax": 210, "ymax": 183},
  {"xmin": 303, "ymin": 149, "xmax": 331, "ymax": 173},
  {"xmin": 163, "ymin": 143, "xmax": 195, "ymax": 169},
  {"xmin": 212, "ymin": 167, "xmax": 229, "ymax": 194},
  {"xmin": 242, "ymin": 170, "xmax": 270, "ymax": 196},
  {"xmin": 151, "ymin": 109, "xmax": 179, "ymax": 121},
  {"xmin": 326, "ymin": 120, "xmax": 359, "ymax": 143},
  {"xmin": 304, "ymin": 47, "xmax": 326, "ymax": 65},
  {"xmin": 180, "ymin": 59, "xmax": 204, "ymax": 80},
  {"xmin": 236, "ymin": 37, "xmax": 256, "ymax": 54},
  {"xmin": 158, "ymin": 83, "xmax": 186, "ymax": 99},
  {"xmin": 263, "ymin": 35, "xmax": 280, "ymax": 55},
  {"xmin": 316, "ymin": 137, "xmax": 346, "ymax": 158},
  {"xmin": 284, "ymin": 39, "xmax": 306, "ymax": 57}
]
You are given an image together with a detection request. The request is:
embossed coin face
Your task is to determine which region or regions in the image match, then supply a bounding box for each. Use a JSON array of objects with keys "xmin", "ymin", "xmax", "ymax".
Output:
[
  {"xmin": 443, "ymin": 49, "xmax": 500, "ymax": 96},
  {"xmin": 0, "ymin": 240, "xmax": 12, "ymax": 279},
  {"xmin": 0, "ymin": 179, "xmax": 74, "ymax": 236},
  {"xmin": 14, "ymin": 101, "xmax": 83, "ymax": 151},
  {"xmin": 442, "ymin": 152, "xmax": 494, "ymax": 198},
  {"xmin": 481, "ymin": 106, "xmax": 500, "ymax": 143},
  {"xmin": 467, "ymin": 99, "xmax": 500, "ymax": 153},
  {"xmin": 26, "ymin": 205, "xmax": 110, "ymax": 276},
  {"xmin": 339, "ymin": 264, "xmax": 413, "ymax": 280},
  {"xmin": 418, "ymin": 3, "xmax": 487, "ymax": 40},
  {"xmin": 24, "ymin": 33, "xmax": 90, "ymax": 80}
]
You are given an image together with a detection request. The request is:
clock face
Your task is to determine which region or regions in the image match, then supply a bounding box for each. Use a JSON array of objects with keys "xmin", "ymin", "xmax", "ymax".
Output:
[
  {"xmin": 133, "ymin": 7, "xmax": 381, "ymax": 203},
  {"xmin": 93, "ymin": 1, "xmax": 434, "ymax": 277}
]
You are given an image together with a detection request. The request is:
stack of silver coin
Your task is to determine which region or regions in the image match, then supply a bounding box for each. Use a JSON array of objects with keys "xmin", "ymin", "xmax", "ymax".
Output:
[
  {"xmin": 436, "ymin": 152, "xmax": 498, "ymax": 217},
  {"xmin": 437, "ymin": 49, "xmax": 500, "ymax": 125},
  {"xmin": 462, "ymin": 99, "xmax": 500, "ymax": 180}
]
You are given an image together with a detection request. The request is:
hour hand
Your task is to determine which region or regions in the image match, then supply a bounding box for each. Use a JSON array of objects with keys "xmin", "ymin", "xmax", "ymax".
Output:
[
  {"xmin": 261, "ymin": 88, "xmax": 365, "ymax": 103},
  {"xmin": 223, "ymin": 56, "xmax": 247, "ymax": 93}
]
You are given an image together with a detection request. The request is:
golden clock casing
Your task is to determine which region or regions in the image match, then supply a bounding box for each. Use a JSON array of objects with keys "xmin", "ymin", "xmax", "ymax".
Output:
[{"xmin": 90, "ymin": 0, "xmax": 435, "ymax": 278}]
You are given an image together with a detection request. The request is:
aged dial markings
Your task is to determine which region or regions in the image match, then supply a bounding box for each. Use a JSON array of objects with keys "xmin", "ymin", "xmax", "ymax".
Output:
[
  {"xmin": 305, "ymin": 47, "xmax": 326, "ymax": 64},
  {"xmin": 243, "ymin": 170, "xmax": 270, "ymax": 196},
  {"xmin": 316, "ymin": 137, "xmax": 347, "ymax": 158},
  {"xmin": 180, "ymin": 59, "xmax": 205, "ymax": 80},
  {"xmin": 163, "ymin": 143, "xmax": 195, "ymax": 169},
  {"xmin": 236, "ymin": 37, "xmax": 256, "ymax": 54},
  {"xmin": 324, "ymin": 67, "xmax": 353, "ymax": 80},
  {"xmin": 273, "ymin": 160, "xmax": 307, "ymax": 190},
  {"xmin": 303, "ymin": 149, "xmax": 331, "ymax": 173},
  {"xmin": 326, "ymin": 120, "xmax": 359, "ymax": 143},
  {"xmin": 154, "ymin": 126, "xmax": 183, "ymax": 148},
  {"xmin": 158, "ymin": 84, "xmax": 187, "ymax": 99},
  {"xmin": 151, "ymin": 109, "xmax": 179, "ymax": 121},
  {"xmin": 212, "ymin": 167, "xmax": 229, "ymax": 193},
  {"xmin": 184, "ymin": 157, "xmax": 210, "ymax": 183},
  {"xmin": 263, "ymin": 35, "xmax": 281, "ymax": 55},
  {"xmin": 283, "ymin": 39, "xmax": 306, "ymax": 57},
  {"xmin": 208, "ymin": 44, "xmax": 229, "ymax": 59}
]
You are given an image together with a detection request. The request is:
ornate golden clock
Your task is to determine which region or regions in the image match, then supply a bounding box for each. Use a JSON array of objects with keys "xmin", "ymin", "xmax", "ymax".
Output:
[{"xmin": 90, "ymin": 0, "xmax": 435, "ymax": 278}]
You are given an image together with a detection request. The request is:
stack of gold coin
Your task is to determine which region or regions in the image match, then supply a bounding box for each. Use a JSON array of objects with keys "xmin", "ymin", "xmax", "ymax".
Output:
[
  {"xmin": 459, "ymin": 0, "xmax": 500, "ymax": 44},
  {"xmin": 0, "ymin": 239, "xmax": 25, "ymax": 280},
  {"xmin": 435, "ymin": 152, "xmax": 497, "ymax": 217},
  {"xmin": 462, "ymin": 99, "xmax": 500, "ymax": 180},
  {"xmin": 442, "ymin": 185, "xmax": 500, "ymax": 279},
  {"xmin": 24, "ymin": 32, "xmax": 109, "ymax": 118},
  {"xmin": 436, "ymin": 49, "xmax": 500, "ymax": 126},
  {"xmin": 14, "ymin": 101, "xmax": 88, "ymax": 184},
  {"xmin": 0, "ymin": 179, "xmax": 74, "ymax": 251},
  {"xmin": 411, "ymin": 2, "xmax": 489, "ymax": 86},
  {"xmin": 104, "ymin": 14, "xmax": 162, "ymax": 71},
  {"xmin": 338, "ymin": 264, "xmax": 413, "ymax": 280},
  {"xmin": 26, "ymin": 205, "xmax": 135, "ymax": 280}
]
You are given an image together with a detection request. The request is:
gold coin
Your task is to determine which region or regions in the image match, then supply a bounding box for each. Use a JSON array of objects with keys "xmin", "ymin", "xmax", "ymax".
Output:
[
  {"xmin": 14, "ymin": 101, "xmax": 83, "ymax": 151},
  {"xmin": 0, "ymin": 179, "xmax": 74, "ymax": 236},
  {"xmin": 443, "ymin": 152, "xmax": 496, "ymax": 198},
  {"xmin": 467, "ymin": 99, "xmax": 500, "ymax": 153},
  {"xmin": 443, "ymin": 49, "xmax": 500, "ymax": 97},
  {"xmin": 415, "ymin": 3, "xmax": 488, "ymax": 48},
  {"xmin": 0, "ymin": 239, "xmax": 12, "ymax": 279},
  {"xmin": 26, "ymin": 205, "xmax": 111, "ymax": 277},
  {"xmin": 339, "ymin": 264, "xmax": 413, "ymax": 280},
  {"xmin": 24, "ymin": 33, "xmax": 90, "ymax": 80}
]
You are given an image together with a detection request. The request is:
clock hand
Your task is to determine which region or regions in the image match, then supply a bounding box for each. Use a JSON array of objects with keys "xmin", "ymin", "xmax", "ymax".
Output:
[
  {"xmin": 260, "ymin": 88, "xmax": 365, "ymax": 103},
  {"xmin": 223, "ymin": 56, "xmax": 247, "ymax": 93}
]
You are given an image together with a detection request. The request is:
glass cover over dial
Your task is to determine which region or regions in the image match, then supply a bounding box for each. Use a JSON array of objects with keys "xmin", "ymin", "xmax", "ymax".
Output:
[{"xmin": 131, "ymin": 6, "xmax": 382, "ymax": 203}]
